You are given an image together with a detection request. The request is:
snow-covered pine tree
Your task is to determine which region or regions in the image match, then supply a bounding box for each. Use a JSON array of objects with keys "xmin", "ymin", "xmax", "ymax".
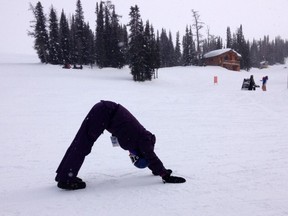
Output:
[
  {"xmin": 110, "ymin": 6, "xmax": 125, "ymax": 68},
  {"xmin": 103, "ymin": 3, "xmax": 112, "ymax": 67},
  {"xmin": 117, "ymin": 25, "xmax": 129, "ymax": 66},
  {"xmin": 59, "ymin": 10, "xmax": 71, "ymax": 65},
  {"xmin": 95, "ymin": 1, "xmax": 124, "ymax": 68},
  {"xmin": 30, "ymin": 2, "xmax": 50, "ymax": 63},
  {"xmin": 48, "ymin": 7, "xmax": 61, "ymax": 65},
  {"xmin": 234, "ymin": 25, "xmax": 251, "ymax": 71},
  {"xmin": 82, "ymin": 22, "xmax": 95, "ymax": 66},
  {"xmin": 74, "ymin": 0, "xmax": 85, "ymax": 65},
  {"xmin": 182, "ymin": 26, "xmax": 194, "ymax": 66},
  {"xmin": 95, "ymin": 2, "xmax": 106, "ymax": 68},
  {"xmin": 274, "ymin": 36, "xmax": 285, "ymax": 64},
  {"xmin": 69, "ymin": 15, "xmax": 77, "ymax": 65},
  {"xmin": 249, "ymin": 39, "xmax": 260, "ymax": 67},
  {"xmin": 143, "ymin": 20, "xmax": 153, "ymax": 80},
  {"xmin": 149, "ymin": 26, "xmax": 161, "ymax": 76},
  {"xmin": 159, "ymin": 29, "xmax": 172, "ymax": 67},
  {"xmin": 226, "ymin": 27, "xmax": 232, "ymax": 48},
  {"xmin": 128, "ymin": 5, "xmax": 146, "ymax": 81},
  {"xmin": 175, "ymin": 32, "xmax": 182, "ymax": 66}
]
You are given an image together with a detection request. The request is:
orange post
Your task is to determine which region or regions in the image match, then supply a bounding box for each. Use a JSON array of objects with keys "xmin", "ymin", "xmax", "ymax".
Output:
[{"xmin": 214, "ymin": 76, "xmax": 218, "ymax": 85}]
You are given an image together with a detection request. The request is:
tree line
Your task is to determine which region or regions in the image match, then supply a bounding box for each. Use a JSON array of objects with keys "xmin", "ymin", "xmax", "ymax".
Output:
[{"xmin": 29, "ymin": 0, "xmax": 288, "ymax": 81}]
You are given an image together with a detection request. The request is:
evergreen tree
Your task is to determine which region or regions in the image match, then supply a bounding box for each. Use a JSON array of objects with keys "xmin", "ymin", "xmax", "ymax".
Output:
[
  {"xmin": 174, "ymin": 31, "xmax": 182, "ymax": 66},
  {"xmin": 95, "ymin": 2, "xmax": 106, "ymax": 68},
  {"xmin": 250, "ymin": 40, "xmax": 260, "ymax": 67},
  {"xmin": 168, "ymin": 31, "xmax": 175, "ymax": 66},
  {"xmin": 284, "ymin": 40, "xmax": 288, "ymax": 58},
  {"xmin": 274, "ymin": 36, "xmax": 285, "ymax": 64},
  {"xmin": 260, "ymin": 36, "xmax": 273, "ymax": 64},
  {"xmin": 30, "ymin": 2, "xmax": 50, "ymax": 63},
  {"xmin": 182, "ymin": 27, "xmax": 190, "ymax": 66},
  {"xmin": 233, "ymin": 25, "xmax": 251, "ymax": 71},
  {"xmin": 159, "ymin": 29, "xmax": 168, "ymax": 67},
  {"xmin": 118, "ymin": 25, "xmax": 129, "ymax": 65},
  {"xmin": 103, "ymin": 3, "xmax": 112, "ymax": 67},
  {"xmin": 95, "ymin": 1, "xmax": 124, "ymax": 68},
  {"xmin": 182, "ymin": 26, "xmax": 194, "ymax": 66},
  {"xmin": 226, "ymin": 27, "xmax": 232, "ymax": 48},
  {"xmin": 203, "ymin": 35, "xmax": 222, "ymax": 54},
  {"xmin": 128, "ymin": 5, "xmax": 146, "ymax": 81},
  {"xmin": 153, "ymin": 31, "xmax": 161, "ymax": 71},
  {"xmin": 242, "ymin": 40, "xmax": 251, "ymax": 71},
  {"xmin": 235, "ymin": 25, "xmax": 244, "ymax": 54},
  {"xmin": 149, "ymin": 27, "xmax": 161, "ymax": 75},
  {"xmin": 48, "ymin": 7, "xmax": 61, "ymax": 64},
  {"xmin": 203, "ymin": 26, "xmax": 211, "ymax": 54},
  {"xmin": 82, "ymin": 22, "xmax": 95, "ymax": 65},
  {"xmin": 59, "ymin": 10, "xmax": 71, "ymax": 65},
  {"xmin": 231, "ymin": 33, "xmax": 238, "ymax": 52},
  {"xmin": 70, "ymin": 16, "xmax": 77, "ymax": 64},
  {"xmin": 110, "ymin": 6, "xmax": 125, "ymax": 68},
  {"xmin": 202, "ymin": 39, "xmax": 209, "ymax": 55},
  {"xmin": 142, "ymin": 21, "xmax": 153, "ymax": 80},
  {"xmin": 74, "ymin": 0, "xmax": 85, "ymax": 65},
  {"xmin": 159, "ymin": 29, "xmax": 175, "ymax": 67},
  {"xmin": 216, "ymin": 37, "xmax": 223, "ymax": 49}
]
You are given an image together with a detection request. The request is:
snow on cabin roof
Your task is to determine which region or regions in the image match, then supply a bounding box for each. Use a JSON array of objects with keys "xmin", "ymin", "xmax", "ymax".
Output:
[{"xmin": 203, "ymin": 48, "xmax": 241, "ymax": 59}]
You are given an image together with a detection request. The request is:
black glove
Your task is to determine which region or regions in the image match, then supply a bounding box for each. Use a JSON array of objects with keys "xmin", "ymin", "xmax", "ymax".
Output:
[
  {"xmin": 166, "ymin": 169, "xmax": 172, "ymax": 175},
  {"xmin": 152, "ymin": 169, "xmax": 172, "ymax": 176},
  {"xmin": 162, "ymin": 173, "xmax": 186, "ymax": 184}
]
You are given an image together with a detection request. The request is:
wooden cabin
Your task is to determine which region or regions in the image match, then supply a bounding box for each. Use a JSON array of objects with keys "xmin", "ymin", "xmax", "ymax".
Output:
[{"xmin": 203, "ymin": 48, "xmax": 241, "ymax": 71}]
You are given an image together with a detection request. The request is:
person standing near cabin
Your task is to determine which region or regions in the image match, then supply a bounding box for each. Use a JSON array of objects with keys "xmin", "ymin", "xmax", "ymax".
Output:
[{"xmin": 261, "ymin": 76, "xmax": 268, "ymax": 91}]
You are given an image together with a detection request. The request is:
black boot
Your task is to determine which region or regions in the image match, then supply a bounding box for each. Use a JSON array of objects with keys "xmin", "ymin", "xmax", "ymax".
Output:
[{"xmin": 56, "ymin": 177, "xmax": 86, "ymax": 190}]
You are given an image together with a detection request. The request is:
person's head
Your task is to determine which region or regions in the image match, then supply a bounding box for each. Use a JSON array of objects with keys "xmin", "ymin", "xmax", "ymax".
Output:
[{"xmin": 129, "ymin": 150, "xmax": 149, "ymax": 169}]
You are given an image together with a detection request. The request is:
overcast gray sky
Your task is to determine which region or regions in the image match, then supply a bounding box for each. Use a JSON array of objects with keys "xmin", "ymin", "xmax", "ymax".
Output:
[{"xmin": 1, "ymin": 0, "xmax": 288, "ymax": 55}]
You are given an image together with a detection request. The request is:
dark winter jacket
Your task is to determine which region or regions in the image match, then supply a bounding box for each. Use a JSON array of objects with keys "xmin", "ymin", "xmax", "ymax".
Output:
[
  {"xmin": 262, "ymin": 76, "xmax": 268, "ymax": 85},
  {"xmin": 248, "ymin": 75, "xmax": 256, "ymax": 90},
  {"xmin": 101, "ymin": 100, "xmax": 167, "ymax": 176}
]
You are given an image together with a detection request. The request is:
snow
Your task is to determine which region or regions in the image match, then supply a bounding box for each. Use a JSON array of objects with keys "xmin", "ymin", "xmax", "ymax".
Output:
[{"xmin": 1, "ymin": 54, "xmax": 288, "ymax": 216}]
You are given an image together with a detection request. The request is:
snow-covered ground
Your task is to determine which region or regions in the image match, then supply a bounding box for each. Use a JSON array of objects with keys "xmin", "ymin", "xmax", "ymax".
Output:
[{"xmin": 1, "ymin": 54, "xmax": 288, "ymax": 216}]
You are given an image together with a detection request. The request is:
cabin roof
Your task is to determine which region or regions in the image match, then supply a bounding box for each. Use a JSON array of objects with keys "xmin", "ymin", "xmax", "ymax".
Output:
[{"xmin": 203, "ymin": 48, "xmax": 241, "ymax": 59}]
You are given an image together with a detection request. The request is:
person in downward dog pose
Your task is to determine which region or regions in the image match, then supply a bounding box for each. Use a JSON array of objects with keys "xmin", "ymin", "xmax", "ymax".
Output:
[{"xmin": 55, "ymin": 100, "xmax": 186, "ymax": 190}]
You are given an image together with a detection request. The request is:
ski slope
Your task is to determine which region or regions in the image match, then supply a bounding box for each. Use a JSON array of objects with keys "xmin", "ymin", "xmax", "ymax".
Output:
[{"xmin": 1, "ymin": 54, "xmax": 288, "ymax": 216}]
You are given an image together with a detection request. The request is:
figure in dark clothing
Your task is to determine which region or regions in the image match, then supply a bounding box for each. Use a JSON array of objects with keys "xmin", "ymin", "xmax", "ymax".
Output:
[
  {"xmin": 55, "ymin": 100, "xmax": 186, "ymax": 190},
  {"xmin": 248, "ymin": 75, "xmax": 256, "ymax": 90}
]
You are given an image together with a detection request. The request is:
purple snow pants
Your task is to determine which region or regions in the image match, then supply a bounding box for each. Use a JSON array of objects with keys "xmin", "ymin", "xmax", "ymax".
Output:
[{"xmin": 55, "ymin": 101, "xmax": 117, "ymax": 181}]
